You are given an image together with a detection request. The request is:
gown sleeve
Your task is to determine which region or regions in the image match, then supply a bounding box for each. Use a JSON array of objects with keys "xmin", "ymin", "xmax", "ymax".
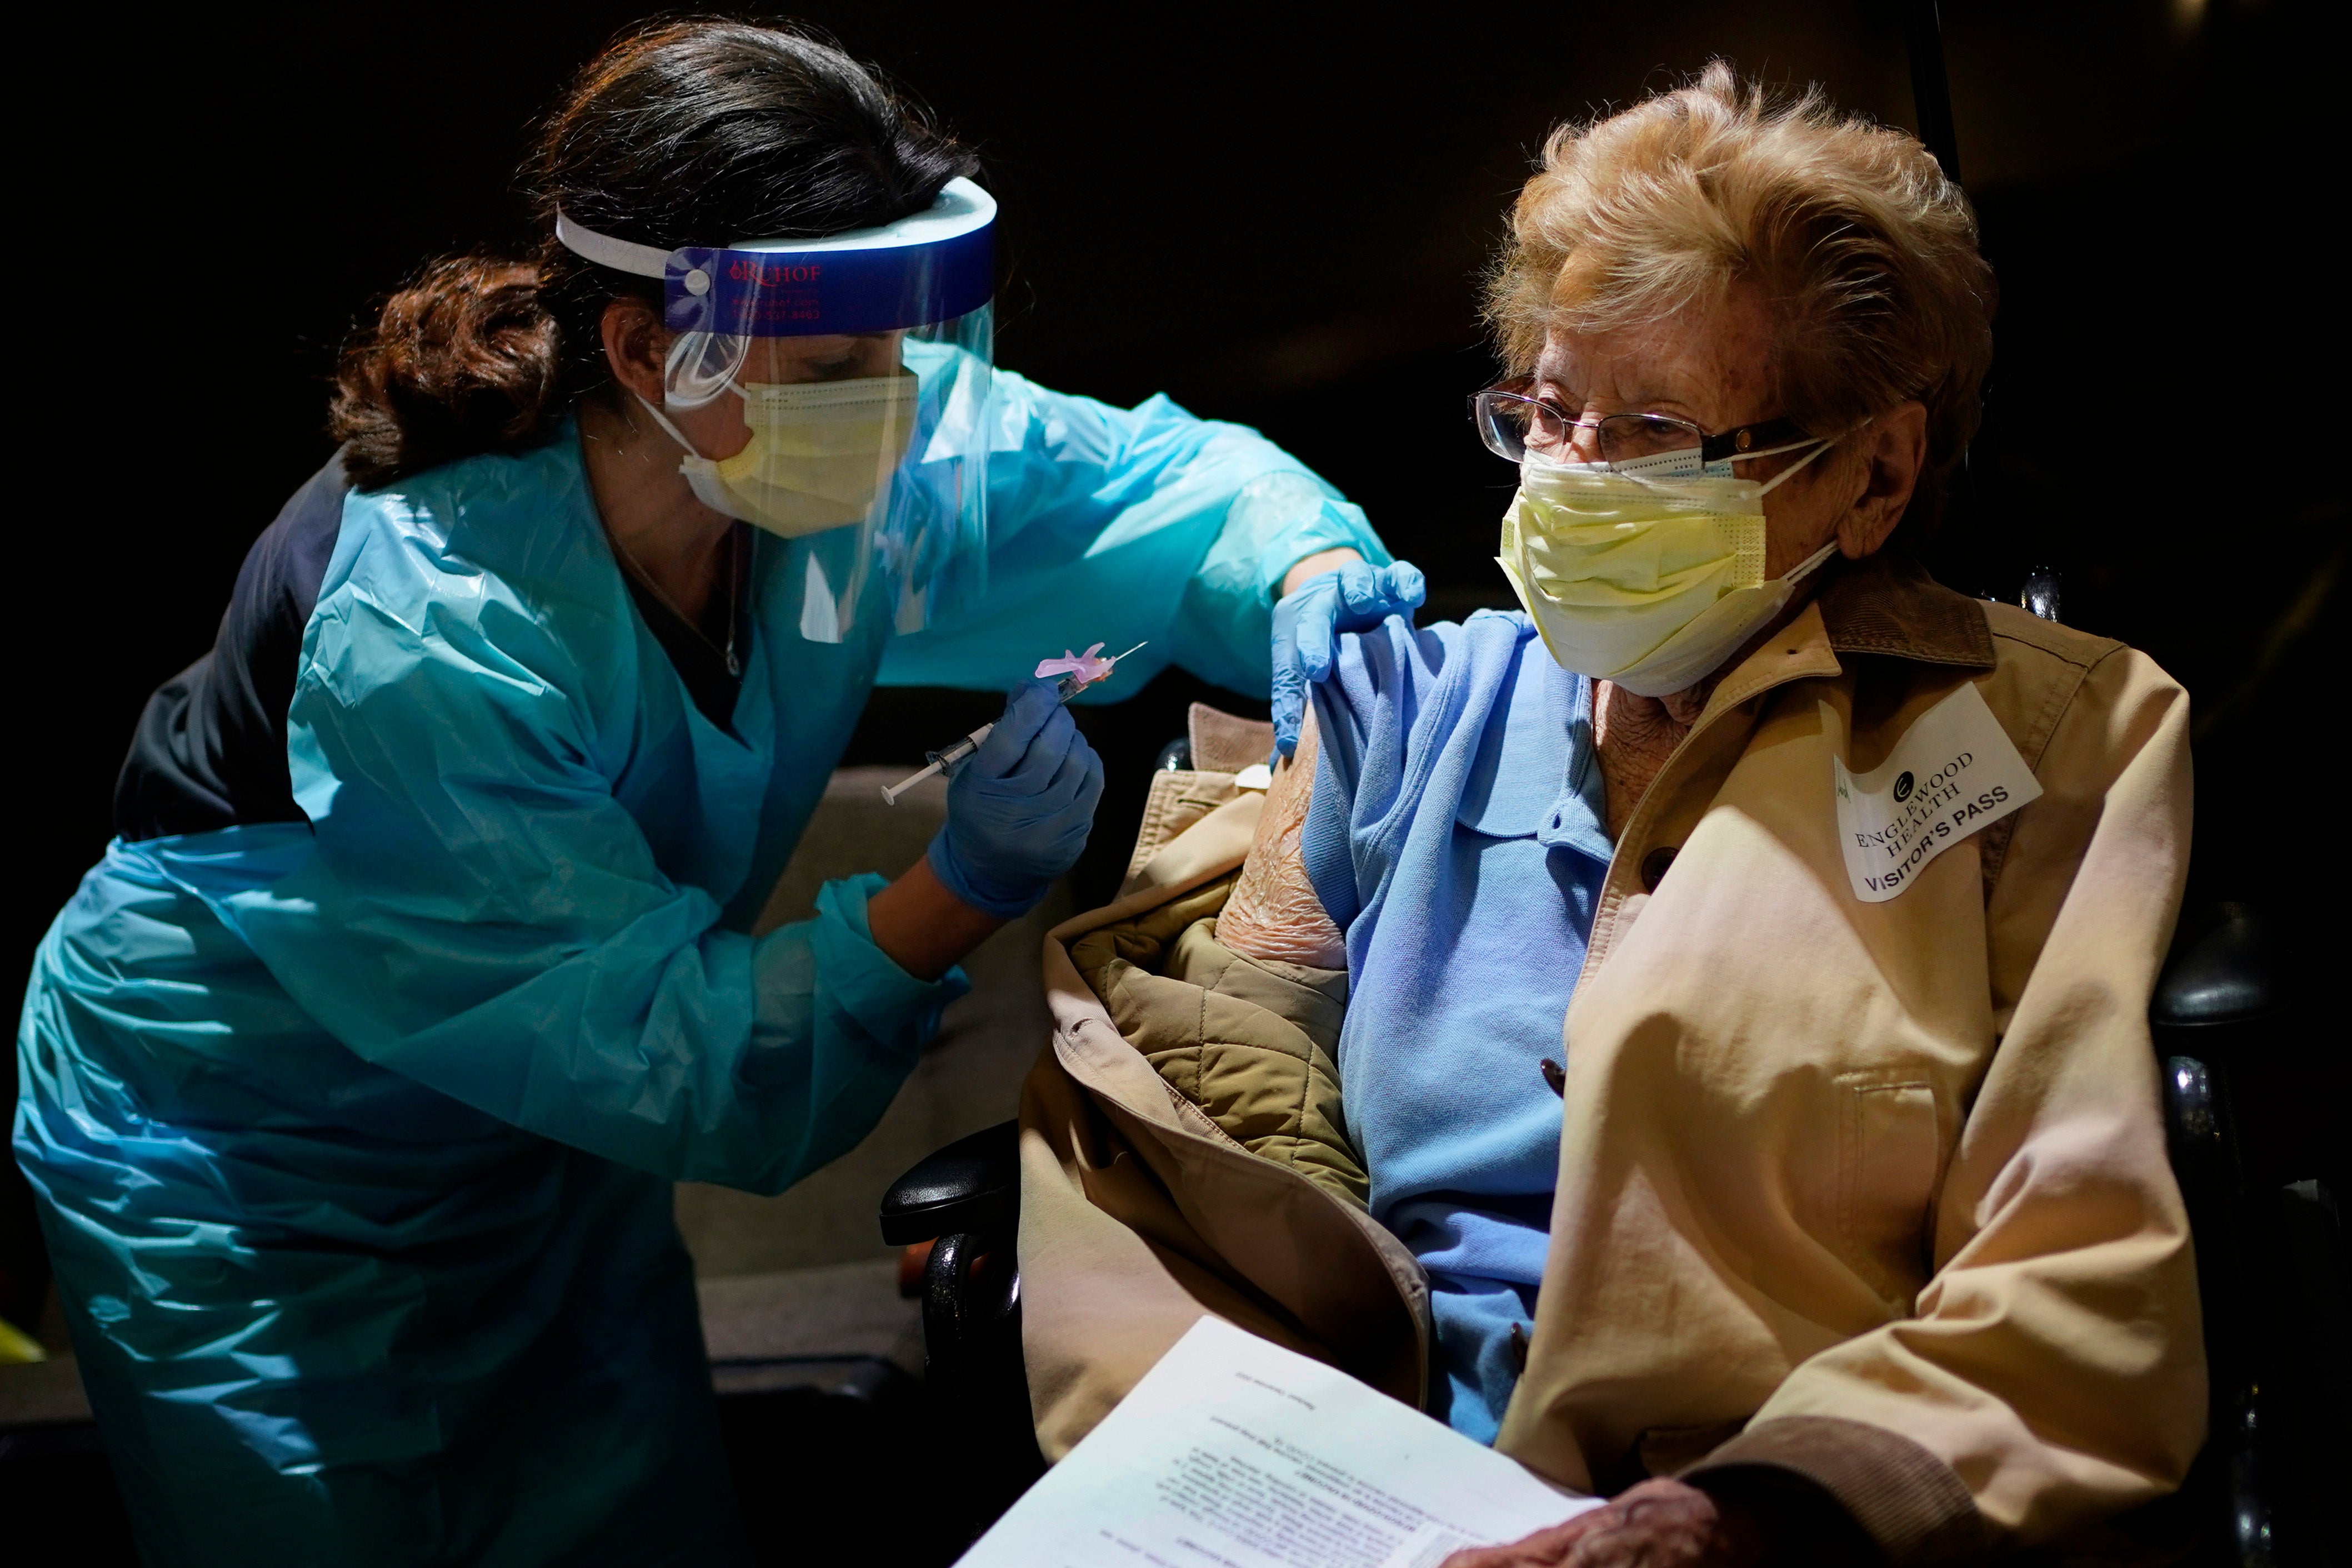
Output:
[
  {"xmin": 875, "ymin": 369, "xmax": 1390, "ymax": 699},
  {"xmin": 234, "ymin": 525, "xmax": 967, "ymax": 1195}
]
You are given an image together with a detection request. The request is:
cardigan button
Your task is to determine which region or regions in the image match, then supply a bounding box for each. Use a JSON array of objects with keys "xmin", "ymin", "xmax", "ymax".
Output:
[{"xmin": 1639, "ymin": 845, "xmax": 1678, "ymax": 891}]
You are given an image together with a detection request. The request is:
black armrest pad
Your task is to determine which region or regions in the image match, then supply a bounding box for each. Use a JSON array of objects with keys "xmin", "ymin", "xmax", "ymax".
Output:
[
  {"xmin": 2152, "ymin": 903, "xmax": 2289, "ymax": 1047},
  {"xmin": 881, "ymin": 1119, "xmax": 1019, "ymax": 1245}
]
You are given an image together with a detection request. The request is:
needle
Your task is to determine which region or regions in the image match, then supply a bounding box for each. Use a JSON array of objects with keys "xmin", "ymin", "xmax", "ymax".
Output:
[{"xmin": 880, "ymin": 643, "xmax": 1146, "ymax": 805}]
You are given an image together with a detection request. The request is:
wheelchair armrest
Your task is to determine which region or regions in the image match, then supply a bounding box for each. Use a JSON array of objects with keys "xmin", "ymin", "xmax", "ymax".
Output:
[
  {"xmin": 2151, "ymin": 902, "xmax": 2289, "ymax": 1050},
  {"xmin": 880, "ymin": 1119, "xmax": 1019, "ymax": 1246},
  {"xmin": 2154, "ymin": 901, "xmax": 2292, "ymax": 1207},
  {"xmin": 884, "ymin": 1120, "xmax": 1043, "ymax": 1532},
  {"xmin": 2149, "ymin": 902, "xmax": 2327, "ymax": 1565}
]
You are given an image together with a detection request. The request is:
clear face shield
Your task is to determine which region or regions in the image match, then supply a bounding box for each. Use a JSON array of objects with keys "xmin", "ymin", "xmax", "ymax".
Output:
[{"xmin": 557, "ymin": 178, "xmax": 996, "ymax": 640}]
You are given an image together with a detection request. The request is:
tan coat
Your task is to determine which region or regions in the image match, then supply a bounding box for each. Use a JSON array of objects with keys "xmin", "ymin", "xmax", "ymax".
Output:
[
  {"xmin": 1019, "ymin": 782, "xmax": 1429, "ymax": 1455},
  {"xmin": 1015, "ymin": 557, "xmax": 2204, "ymax": 1560}
]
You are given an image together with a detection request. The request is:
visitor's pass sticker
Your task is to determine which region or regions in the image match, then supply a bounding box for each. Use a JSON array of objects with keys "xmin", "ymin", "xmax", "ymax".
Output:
[{"xmin": 1831, "ymin": 681, "xmax": 2041, "ymax": 904}]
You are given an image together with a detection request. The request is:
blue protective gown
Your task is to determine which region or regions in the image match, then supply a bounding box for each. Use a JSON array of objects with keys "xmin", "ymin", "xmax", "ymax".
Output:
[
  {"xmin": 1301, "ymin": 612, "xmax": 1611, "ymax": 1442},
  {"xmin": 14, "ymin": 367, "xmax": 1386, "ymax": 1566}
]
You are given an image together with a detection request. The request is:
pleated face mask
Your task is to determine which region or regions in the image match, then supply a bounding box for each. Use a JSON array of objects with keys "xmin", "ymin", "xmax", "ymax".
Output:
[
  {"xmin": 639, "ymin": 372, "xmax": 920, "ymax": 538},
  {"xmin": 1497, "ymin": 437, "xmax": 1838, "ymax": 697}
]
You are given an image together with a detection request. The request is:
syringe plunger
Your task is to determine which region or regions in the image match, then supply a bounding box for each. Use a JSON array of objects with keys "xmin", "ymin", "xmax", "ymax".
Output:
[{"xmin": 878, "ymin": 722, "xmax": 993, "ymax": 806}]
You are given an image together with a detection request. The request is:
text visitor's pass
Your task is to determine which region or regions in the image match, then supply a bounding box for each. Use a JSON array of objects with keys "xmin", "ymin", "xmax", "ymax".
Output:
[{"xmin": 1830, "ymin": 681, "xmax": 2041, "ymax": 904}]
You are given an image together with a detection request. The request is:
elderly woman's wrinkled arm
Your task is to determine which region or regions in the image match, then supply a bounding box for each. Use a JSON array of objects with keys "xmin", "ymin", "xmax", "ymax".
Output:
[{"xmin": 1215, "ymin": 706, "xmax": 1345, "ymax": 968}]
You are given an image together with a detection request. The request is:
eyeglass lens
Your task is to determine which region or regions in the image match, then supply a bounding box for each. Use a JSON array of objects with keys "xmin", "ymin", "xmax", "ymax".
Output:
[{"xmin": 1475, "ymin": 394, "xmax": 1703, "ymax": 464}]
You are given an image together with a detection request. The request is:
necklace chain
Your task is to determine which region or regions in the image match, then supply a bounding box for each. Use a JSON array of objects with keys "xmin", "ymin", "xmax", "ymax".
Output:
[{"xmin": 609, "ymin": 526, "xmax": 742, "ymax": 677}]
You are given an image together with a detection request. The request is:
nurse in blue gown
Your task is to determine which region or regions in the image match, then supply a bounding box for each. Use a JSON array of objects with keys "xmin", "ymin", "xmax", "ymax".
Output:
[{"xmin": 12, "ymin": 22, "xmax": 1421, "ymax": 1565}]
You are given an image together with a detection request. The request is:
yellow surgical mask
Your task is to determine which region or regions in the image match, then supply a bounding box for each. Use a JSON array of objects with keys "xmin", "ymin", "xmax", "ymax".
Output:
[
  {"xmin": 1498, "ymin": 440, "xmax": 1837, "ymax": 696},
  {"xmin": 637, "ymin": 372, "xmax": 919, "ymax": 539}
]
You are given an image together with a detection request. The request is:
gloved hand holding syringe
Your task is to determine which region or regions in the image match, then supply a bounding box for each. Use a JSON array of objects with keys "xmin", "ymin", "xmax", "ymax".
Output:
[{"xmin": 881, "ymin": 642, "xmax": 1145, "ymax": 805}]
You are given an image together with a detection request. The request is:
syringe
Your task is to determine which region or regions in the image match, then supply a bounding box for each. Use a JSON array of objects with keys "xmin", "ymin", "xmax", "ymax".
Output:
[{"xmin": 879, "ymin": 643, "xmax": 1144, "ymax": 805}]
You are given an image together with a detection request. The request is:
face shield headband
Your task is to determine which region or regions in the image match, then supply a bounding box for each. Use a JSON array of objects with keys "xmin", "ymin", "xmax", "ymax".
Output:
[
  {"xmin": 554, "ymin": 176, "xmax": 995, "ymax": 345},
  {"xmin": 554, "ymin": 179, "xmax": 998, "ymax": 643}
]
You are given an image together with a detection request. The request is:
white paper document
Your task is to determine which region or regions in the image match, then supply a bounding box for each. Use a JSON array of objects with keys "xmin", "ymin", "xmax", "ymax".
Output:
[{"xmin": 958, "ymin": 1316, "xmax": 1601, "ymax": 1568}]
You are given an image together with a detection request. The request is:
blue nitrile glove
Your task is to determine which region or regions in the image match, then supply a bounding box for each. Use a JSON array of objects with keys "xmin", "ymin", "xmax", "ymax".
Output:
[
  {"xmin": 1269, "ymin": 559, "xmax": 1428, "ymax": 758},
  {"xmin": 927, "ymin": 680, "xmax": 1107, "ymax": 920}
]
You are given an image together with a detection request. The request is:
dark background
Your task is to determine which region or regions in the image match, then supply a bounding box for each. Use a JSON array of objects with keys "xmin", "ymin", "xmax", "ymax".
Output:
[{"xmin": 8, "ymin": 0, "xmax": 2340, "ymax": 1381}]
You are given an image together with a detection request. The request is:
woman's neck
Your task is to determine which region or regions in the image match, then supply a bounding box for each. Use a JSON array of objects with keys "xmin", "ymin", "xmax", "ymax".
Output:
[
  {"xmin": 1594, "ymin": 682, "xmax": 1701, "ymax": 840},
  {"xmin": 578, "ymin": 394, "xmax": 737, "ymax": 633},
  {"xmin": 1589, "ymin": 572, "xmax": 1839, "ymax": 839}
]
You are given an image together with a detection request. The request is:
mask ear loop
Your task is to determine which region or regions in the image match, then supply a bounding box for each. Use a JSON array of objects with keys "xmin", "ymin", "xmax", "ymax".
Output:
[
  {"xmin": 1785, "ymin": 538, "xmax": 1842, "ymax": 582},
  {"xmin": 632, "ymin": 393, "xmax": 710, "ymax": 463},
  {"xmin": 1753, "ymin": 434, "xmax": 1841, "ymax": 495},
  {"xmin": 1752, "ymin": 435, "xmax": 1850, "ymax": 583}
]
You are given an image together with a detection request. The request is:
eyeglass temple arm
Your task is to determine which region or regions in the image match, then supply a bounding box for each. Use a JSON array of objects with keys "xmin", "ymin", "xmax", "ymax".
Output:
[{"xmin": 1698, "ymin": 417, "xmax": 1809, "ymax": 464}]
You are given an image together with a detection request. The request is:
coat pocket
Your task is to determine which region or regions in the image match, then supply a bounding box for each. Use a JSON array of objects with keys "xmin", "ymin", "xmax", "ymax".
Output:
[{"xmin": 1834, "ymin": 1073, "xmax": 1944, "ymax": 1302}]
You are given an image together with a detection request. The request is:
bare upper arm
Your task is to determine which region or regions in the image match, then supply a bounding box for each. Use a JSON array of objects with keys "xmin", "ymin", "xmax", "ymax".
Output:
[{"xmin": 1215, "ymin": 705, "xmax": 1346, "ymax": 968}]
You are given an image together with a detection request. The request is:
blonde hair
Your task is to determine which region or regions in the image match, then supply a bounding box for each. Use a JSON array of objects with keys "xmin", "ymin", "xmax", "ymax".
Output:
[{"xmin": 1487, "ymin": 62, "xmax": 1995, "ymax": 531}]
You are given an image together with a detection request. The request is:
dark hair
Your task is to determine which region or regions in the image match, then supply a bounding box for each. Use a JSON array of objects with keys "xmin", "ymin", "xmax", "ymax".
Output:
[{"xmin": 330, "ymin": 21, "xmax": 978, "ymax": 489}]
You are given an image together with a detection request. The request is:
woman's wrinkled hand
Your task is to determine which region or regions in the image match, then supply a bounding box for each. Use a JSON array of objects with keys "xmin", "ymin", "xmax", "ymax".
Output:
[
  {"xmin": 1439, "ymin": 1480, "xmax": 1766, "ymax": 1568},
  {"xmin": 1269, "ymin": 559, "xmax": 1427, "ymax": 758}
]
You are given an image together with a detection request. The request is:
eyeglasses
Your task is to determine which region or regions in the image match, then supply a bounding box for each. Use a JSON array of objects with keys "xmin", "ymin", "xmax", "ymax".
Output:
[{"xmin": 1469, "ymin": 384, "xmax": 1809, "ymax": 468}]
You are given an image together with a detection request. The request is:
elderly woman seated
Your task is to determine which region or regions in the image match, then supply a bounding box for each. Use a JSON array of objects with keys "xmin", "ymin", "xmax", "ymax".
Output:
[{"xmin": 1015, "ymin": 64, "xmax": 2200, "ymax": 1566}]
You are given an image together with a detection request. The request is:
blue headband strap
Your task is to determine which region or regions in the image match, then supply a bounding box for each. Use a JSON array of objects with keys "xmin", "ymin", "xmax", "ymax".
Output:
[{"xmin": 555, "ymin": 176, "xmax": 995, "ymax": 338}]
